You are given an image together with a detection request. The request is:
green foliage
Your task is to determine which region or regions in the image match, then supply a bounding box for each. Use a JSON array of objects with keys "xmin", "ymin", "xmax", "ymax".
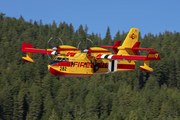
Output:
[
  {"xmin": 103, "ymin": 26, "xmax": 112, "ymax": 46},
  {"xmin": 1, "ymin": 13, "xmax": 180, "ymax": 119}
]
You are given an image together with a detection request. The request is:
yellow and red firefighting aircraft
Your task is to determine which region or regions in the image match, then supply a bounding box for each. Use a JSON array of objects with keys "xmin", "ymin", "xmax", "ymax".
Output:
[{"xmin": 21, "ymin": 28, "xmax": 161, "ymax": 78}]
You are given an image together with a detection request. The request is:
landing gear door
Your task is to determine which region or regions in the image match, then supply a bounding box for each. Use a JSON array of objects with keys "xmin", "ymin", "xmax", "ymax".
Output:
[
  {"xmin": 108, "ymin": 60, "xmax": 117, "ymax": 72},
  {"xmin": 108, "ymin": 61, "xmax": 112, "ymax": 72}
]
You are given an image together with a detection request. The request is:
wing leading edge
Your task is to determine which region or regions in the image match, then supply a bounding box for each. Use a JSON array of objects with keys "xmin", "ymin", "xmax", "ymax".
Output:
[{"xmin": 96, "ymin": 51, "xmax": 161, "ymax": 61}]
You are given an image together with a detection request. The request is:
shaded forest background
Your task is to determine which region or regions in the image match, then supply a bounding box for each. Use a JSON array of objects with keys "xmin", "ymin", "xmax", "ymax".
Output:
[{"xmin": 0, "ymin": 13, "xmax": 180, "ymax": 120}]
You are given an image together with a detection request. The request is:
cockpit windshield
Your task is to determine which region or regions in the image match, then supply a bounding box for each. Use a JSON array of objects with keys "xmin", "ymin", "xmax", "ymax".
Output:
[
  {"xmin": 49, "ymin": 57, "xmax": 69, "ymax": 65},
  {"xmin": 53, "ymin": 57, "xmax": 62, "ymax": 61}
]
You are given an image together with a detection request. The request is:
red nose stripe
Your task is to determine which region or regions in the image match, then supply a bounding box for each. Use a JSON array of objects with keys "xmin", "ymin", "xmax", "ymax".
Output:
[{"xmin": 49, "ymin": 67, "xmax": 64, "ymax": 76}]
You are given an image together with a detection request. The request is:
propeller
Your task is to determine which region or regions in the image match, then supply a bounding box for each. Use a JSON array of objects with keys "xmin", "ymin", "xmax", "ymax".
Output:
[
  {"xmin": 82, "ymin": 38, "xmax": 94, "ymax": 57},
  {"xmin": 77, "ymin": 37, "xmax": 93, "ymax": 52},
  {"xmin": 87, "ymin": 38, "xmax": 93, "ymax": 48},
  {"xmin": 47, "ymin": 37, "xmax": 64, "ymax": 59}
]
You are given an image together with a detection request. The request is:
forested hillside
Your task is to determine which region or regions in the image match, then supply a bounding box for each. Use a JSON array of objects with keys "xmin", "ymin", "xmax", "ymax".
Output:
[{"xmin": 1, "ymin": 13, "xmax": 180, "ymax": 120}]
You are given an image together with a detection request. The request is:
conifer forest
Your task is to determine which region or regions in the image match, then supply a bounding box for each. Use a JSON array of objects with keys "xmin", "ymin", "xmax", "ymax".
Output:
[{"xmin": 1, "ymin": 13, "xmax": 180, "ymax": 120}]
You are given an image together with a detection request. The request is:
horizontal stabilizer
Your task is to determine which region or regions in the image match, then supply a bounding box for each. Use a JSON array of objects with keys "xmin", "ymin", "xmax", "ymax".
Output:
[
  {"xmin": 133, "ymin": 48, "xmax": 155, "ymax": 51},
  {"xmin": 101, "ymin": 41, "xmax": 121, "ymax": 54}
]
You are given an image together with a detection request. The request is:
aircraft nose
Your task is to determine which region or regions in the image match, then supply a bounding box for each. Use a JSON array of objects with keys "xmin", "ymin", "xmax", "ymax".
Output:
[
  {"xmin": 48, "ymin": 65, "xmax": 64, "ymax": 76},
  {"xmin": 48, "ymin": 65, "xmax": 51, "ymax": 71}
]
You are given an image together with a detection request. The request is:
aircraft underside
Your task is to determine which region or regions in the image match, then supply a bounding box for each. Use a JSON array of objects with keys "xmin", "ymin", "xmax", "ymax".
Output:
[{"xmin": 48, "ymin": 61, "xmax": 135, "ymax": 77}]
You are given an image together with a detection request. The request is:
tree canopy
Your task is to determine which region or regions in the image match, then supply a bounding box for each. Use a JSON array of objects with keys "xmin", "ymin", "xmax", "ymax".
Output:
[{"xmin": 0, "ymin": 13, "xmax": 180, "ymax": 119}]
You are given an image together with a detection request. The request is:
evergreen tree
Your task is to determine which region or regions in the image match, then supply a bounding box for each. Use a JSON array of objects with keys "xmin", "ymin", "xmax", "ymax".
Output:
[
  {"xmin": 17, "ymin": 89, "xmax": 25, "ymax": 120},
  {"xmin": 113, "ymin": 30, "xmax": 121, "ymax": 42},
  {"xmin": 175, "ymin": 48, "xmax": 180, "ymax": 88},
  {"xmin": 2, "ymin": 82, "xmax": 13, "ymax": 120},
  {"xmin": 103, "ymin": 26, "xmax": 112, "ymax": 45},
  {"xmin": 12, "ymin": 95, "xmax": 19, "ymax": 120},
  {"xmin": 49, "ymin": 109, "xmax": 60, "ymax": 120},
  {"xmin": 85, "ymin": 93, "xmax": 98, "ymax": 118},
  {"xmin": 42, "ymin": 91, "xmax": 54, "ymax": 119},
  {"xmin": 28, "ymin": 83, "xmax": 42, "ymax": 120},
  {"xmin": 1, "ymin": 13, "xmax": 180, "ymax": 120}
]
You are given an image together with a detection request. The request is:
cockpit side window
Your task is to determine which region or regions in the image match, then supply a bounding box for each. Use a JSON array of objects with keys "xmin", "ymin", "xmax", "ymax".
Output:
[
  {"xmin": 57, "ymin": 58, "xmax": 62, "ymax": 61},
  {"xmin": 62, "ymin": 58, "xmax": 66, "ymax": 61},
  {"xmin": 49, "ymin": 57, "xmax": 70, "ymax": 65}
]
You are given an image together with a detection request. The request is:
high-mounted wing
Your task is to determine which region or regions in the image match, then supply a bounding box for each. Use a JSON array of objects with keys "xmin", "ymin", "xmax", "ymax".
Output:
[
  {"xmin": 21, "ymin": 43, "xmax": 81, "ymax": 63},
  {"xmin": 96, "ymin": 51, "xmax": 161, "ymax": 72},
  {"xmin": 96, "ymin": 51, "xmax": 160, "ymax": 61}
]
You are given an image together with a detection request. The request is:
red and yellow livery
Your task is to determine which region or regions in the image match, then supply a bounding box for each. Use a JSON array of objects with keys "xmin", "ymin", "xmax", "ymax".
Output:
[{"xmin": 21, "ymin": 28, "xmax": 161, "ymax": 77}]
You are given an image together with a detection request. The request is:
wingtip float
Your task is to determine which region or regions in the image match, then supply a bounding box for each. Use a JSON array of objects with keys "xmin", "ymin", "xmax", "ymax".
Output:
[{"xmin": 21, "ymin": 28, "xmax": 161, "ymax": 77}]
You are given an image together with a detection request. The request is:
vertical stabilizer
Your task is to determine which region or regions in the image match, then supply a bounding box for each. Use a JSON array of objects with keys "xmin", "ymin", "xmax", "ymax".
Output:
[{"xmin": 117, "ymin": 28, "xmax": 139, "ymax": 55}]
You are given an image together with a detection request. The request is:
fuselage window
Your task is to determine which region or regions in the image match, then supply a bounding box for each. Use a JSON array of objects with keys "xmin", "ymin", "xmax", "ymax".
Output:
[
  {"xmin": 66, "ymin": 58, "xmax": 69, "ymax": 61},
  {"xmin": 62, "ymin": 58, "xmax": 66, "ymax": 61}
]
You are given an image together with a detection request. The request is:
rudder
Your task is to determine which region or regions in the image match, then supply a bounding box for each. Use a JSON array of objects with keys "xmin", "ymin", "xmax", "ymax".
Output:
[
  {"xmin": 117, "ymin": 28, "xmax": 139, "ymax": 55},
  {"xmin": 121, "ymin": 28, "xmax": 139, "ymax": 48}
]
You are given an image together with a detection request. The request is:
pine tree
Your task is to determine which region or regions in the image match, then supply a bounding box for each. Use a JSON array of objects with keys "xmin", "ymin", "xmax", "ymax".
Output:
[
  {"xmin": 123, "ymin": 85, "xmax": 133, "ymax": 116},
  {"xmin": 28, "ymin": 83, "xmax": 42, "ymax": 120},
  {"xmin": 42, "ymin": 73, "xmax": 53, "ymax": 97},
  {"xmin": 160, "ymin": 102, "xmax": 169, "ymax": 119},
  {"xmin": 77, "ymin": 24, "xmax": 87, "ymax": 50},
  {"xmin": 17, "ymin": 89, "xmax": 25, "ymax": 120},
  {"xmin": 42, "ymin": 91, "xmax": 54, "ymax": 119},
  {"xmin": 2, "ymin": 82, "xmax": 13, "ymax": 120},
  {"xmin": 103, "ymin": 26, "xmax": 112, "ymax": 45},
  {"xmin": 85, "ymin": 94, "xmax": 98, "ymax": 118},
  {"xmin": 152, "ymin": 94, "xmax": 162, "ymax": 118},
  {"xmin": 12, "ymin": 95, "xmax": 19, "ymax": 120},
  {"xmin": 49, "ymin": 109, "xmax": 60, "ymax": 120},
  {"xmin": 168, "ymin": 53, "xmax": 176, "ymax": 88},
  {"xmin": 69, "ymin": 23, "xmax": 74, "ymax": 39},
  {"xmin": 113, "ymin": 30, "xmax": 121, "ymax": 42},
  {"xmin": 36, "ymin": 54, "xmax": 46, "ymax": 79},
  {"xmin": 128, "ymin": 110, "xmax": 138, "ymax": 120},
  {"xmin": 175, "ymin": 48, "xmax": 180, "ymax": 88}
]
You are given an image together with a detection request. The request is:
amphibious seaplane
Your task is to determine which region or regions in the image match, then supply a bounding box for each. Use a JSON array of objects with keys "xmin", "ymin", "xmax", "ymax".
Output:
[{"xmin": 21, "ymin": 28, "xmax": 161, "ymax": 77}]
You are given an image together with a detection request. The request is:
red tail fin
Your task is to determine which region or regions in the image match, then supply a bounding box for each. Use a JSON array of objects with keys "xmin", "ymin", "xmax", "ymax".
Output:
[{"xmin": 21, "ymin": 43, "xmax": 34, "ymax": 50}]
